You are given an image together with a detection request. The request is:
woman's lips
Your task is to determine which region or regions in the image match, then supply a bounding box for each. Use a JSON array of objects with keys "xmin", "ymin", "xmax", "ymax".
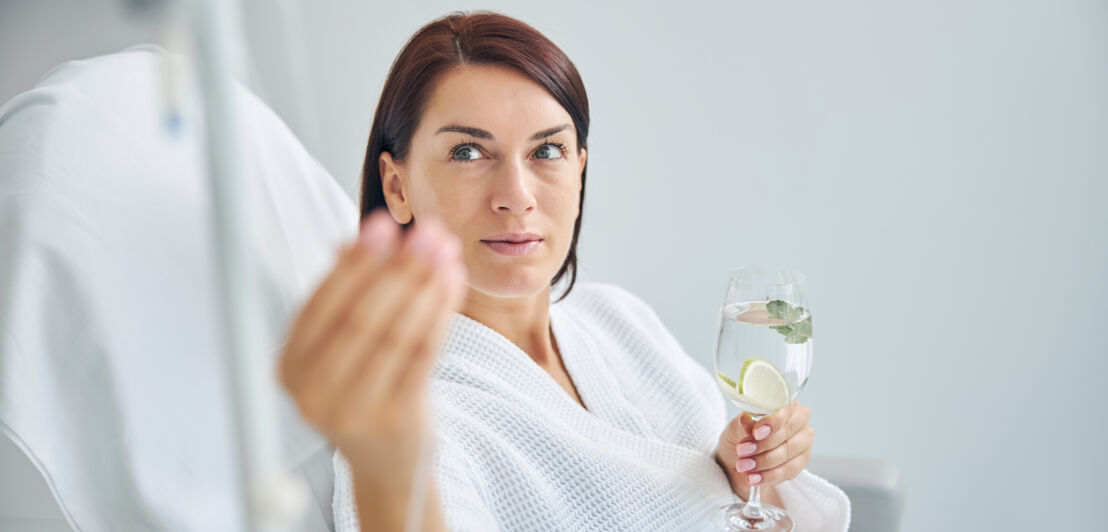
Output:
[{"xmin": 482, "ymin": 239, "xmax": 542, "ymax": 256}]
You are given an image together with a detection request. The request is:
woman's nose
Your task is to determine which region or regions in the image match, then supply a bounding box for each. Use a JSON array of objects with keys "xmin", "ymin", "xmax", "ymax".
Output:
[{"xmin": 490, "ymin": 158, "xmax": 536, "ymax": 214}]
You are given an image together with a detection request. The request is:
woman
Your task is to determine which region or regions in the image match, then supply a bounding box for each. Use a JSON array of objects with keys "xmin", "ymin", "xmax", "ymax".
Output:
[{"xmin": 279, "ymin": 11, "xmax": 850, "ymax": 532}]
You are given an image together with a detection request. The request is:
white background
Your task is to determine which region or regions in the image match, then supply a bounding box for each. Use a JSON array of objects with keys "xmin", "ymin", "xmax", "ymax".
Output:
[{"xmin": 2, "ymin": 1, "xmax": 1106, "ymax": 530}]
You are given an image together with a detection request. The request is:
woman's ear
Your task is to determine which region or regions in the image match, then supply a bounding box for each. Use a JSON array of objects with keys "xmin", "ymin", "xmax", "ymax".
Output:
[
  {"xmin": 379, "ymin": 151, "xmax": 413, "ymax": 224},
  {"xmin": 577, "ymin": 148, "xmax": 587, "ymax": 188}
]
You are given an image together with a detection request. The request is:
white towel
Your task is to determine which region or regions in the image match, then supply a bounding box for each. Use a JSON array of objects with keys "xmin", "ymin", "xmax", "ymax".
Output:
[{"xmin": 334, "ymin": 283, "xmax": 850, "ymax": 531}]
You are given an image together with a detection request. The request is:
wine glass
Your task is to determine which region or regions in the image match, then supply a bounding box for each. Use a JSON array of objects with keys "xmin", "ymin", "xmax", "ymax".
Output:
[{"xmin": 714, "ymin": 266, "xmax": 813, "ymax": 532}]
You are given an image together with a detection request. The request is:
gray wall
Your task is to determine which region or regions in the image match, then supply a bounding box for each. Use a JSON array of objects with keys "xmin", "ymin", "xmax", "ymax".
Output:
[{"xmin": 3, "ymin": 1, "xmax": 1106, "ymax": 530}]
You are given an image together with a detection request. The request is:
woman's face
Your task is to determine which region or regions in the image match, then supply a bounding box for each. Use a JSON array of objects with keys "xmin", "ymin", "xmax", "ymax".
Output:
[{"xmin": 380, "ymin": 64, "xmax": 586, "ymax": 300}]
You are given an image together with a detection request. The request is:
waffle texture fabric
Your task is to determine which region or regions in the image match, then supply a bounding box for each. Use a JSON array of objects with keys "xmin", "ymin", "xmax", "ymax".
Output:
[{"xmin": 333, "ymin": 283, "xmax": 850, "ymax": 531}]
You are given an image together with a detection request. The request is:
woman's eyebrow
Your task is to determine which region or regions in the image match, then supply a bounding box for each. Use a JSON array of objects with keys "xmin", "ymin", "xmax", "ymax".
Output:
[
  {"xmin": 433, "ymin": 123, "xmax": 572, "ymax": 141},
  {"xmin": 435, "ymin": 125, "xmax": 492, "ymax": 139},
  {"xmin": 528, "ymin": 124, "xmax": 571, "ymax": 141}
]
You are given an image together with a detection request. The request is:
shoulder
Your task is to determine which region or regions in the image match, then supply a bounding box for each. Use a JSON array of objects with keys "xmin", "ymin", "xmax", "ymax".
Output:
[
  {"xmin": 569, "ymin": 281, "xmax": 643, "ymax": 302},
  {"xmin": 556, "ymin": 281, "xmax": 677, "ymax": 356},
  {"xmin": 558, "ymin": 281, "xmax": 660, "ymax": 324}
]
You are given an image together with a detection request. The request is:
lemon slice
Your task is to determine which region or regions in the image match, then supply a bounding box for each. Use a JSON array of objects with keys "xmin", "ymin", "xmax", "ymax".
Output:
[
  {"xmin": 738, "ymin": 358, "xmax": 790, "ymax": 412},
  {"xmin": 716, "ymin": 371, "xmax": 745, "ymax": 403}
]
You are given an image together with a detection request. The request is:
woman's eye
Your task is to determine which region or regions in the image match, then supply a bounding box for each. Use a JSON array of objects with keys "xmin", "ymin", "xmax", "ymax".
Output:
[
  {"xmin": 534, "ymin": 144, "xmax": 565, "ymax": 160},
  {"xmin": 451, "ymin": 145, "xmax": 484, "ymax": 161}
]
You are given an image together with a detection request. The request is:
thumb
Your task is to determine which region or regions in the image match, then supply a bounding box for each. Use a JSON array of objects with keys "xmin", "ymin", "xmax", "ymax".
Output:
[
  {"xmin": 738, "ymin": 412, "xmax": 756, "ymax": 440},
  {"xmin": 721, "ymin": 411, "xmax": 759, "ymax": 445}
]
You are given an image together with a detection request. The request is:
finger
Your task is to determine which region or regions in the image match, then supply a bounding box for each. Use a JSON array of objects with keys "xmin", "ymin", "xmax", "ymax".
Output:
[
  {"xmin": 357, "ymin": 229, "xmax": 462, "ymax": 402},
  {"xmin": 283, "ymin": 209, "xmax": 399, "ymax": 367},
  {"xmin": 750, "ymin": 446, "xmax": 812, "ymax": 487},
  {"xmin": 289, "ymin": 219, "xmax": 431, "ymax": 408},
  {"xmin": 741, "ymin": 425, "xmax": 814, "ymax": 474},
  {"xmin": 393, "ymin": 260, "xmax": 467, "ymax": 402},
  {"xmin": 313, "ymin": 220, "xmax": 443, "ymax": 397},
  {"xmin": 394, "ymin": 227, "xmax": 467, "ymax": 401},
  {"xmin": 748, "ymin": 401, "xmax": 810, "ymax": 453}
]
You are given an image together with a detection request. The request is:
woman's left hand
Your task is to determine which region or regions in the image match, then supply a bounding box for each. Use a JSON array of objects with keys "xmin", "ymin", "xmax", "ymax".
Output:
[{"xmin": 714, "ymin": 400, "xmax": 814, "ymax": 499}]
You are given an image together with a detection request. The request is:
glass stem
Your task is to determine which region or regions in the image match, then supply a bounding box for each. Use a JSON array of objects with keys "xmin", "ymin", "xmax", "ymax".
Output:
[
  {"xmin": 742, "ymin": 413, "xmax": 765, "ymax": 520},
  {"xmin": 743, "ymin": 485, "xmax": 764, "ymax": 520}
]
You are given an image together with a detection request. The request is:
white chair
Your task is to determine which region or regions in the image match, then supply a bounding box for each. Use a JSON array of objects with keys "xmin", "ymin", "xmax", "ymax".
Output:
[{"xmin": 0, "ymin": 46, "xmax": 903, "ymax": 531}]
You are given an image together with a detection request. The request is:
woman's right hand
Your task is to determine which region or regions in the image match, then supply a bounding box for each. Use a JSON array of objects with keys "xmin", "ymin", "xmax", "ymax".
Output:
[{"xmin": 278, "ymin": 209, "xmax": 467, "ymax": 498}]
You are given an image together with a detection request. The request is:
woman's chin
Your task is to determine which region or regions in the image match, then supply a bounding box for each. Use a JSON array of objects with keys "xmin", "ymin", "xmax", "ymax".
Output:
[{"xmin": 469, "ymin": 268, "xmax": 553, "ymax": 300}]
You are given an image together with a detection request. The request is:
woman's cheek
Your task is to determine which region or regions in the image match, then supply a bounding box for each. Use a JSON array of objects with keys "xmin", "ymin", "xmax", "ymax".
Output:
[
  {"xmin": 426, "ymin": 178, "xmax": 478, "ymax": 219},
  {"xmin": 557, "ymin": 183, "xmax": 581, "ymax": 223}
]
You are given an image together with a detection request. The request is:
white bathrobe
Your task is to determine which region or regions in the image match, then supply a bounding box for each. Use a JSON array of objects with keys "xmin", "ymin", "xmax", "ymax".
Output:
[{"xmin": 333, "ymin": 282, "xmax": 850, "ymax": 531}]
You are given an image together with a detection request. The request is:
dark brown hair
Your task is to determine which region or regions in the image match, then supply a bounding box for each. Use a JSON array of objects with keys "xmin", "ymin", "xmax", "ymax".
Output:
[{"xmin": 359, "ymin": 11, "xmax": 590, "ymax": 300}]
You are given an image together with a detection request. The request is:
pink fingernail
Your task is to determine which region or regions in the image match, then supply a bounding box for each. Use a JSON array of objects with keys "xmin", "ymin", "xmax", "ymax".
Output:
[
  {"xmin": 754, "ymin": 425, "xmax": 771, "ymax": 441},
  {"xmin": 737, "ymin": 459, "xmax": 756, "ymax": 472},
  {"xmin": 445, "ymin": 264, "xmax": 466, "ymax": 286},
  {"xmin": 432, "ymin": 233, "xmax": 461, "ymax": 267},
  {"xmin": 431, "ymin": 241, "xmax": 453, "ymax": 266},
  {"xmin": 359, "ymin": 212, "xmax": 393, "ymax": 253},
  {"xmin": 748, "ymin": 473, "xmax": 763, "ymax": 485},
  {"xmin": 405, "ymin": 224, "xmax": 435, "ymax": 258},
  {"xmin": 736, "ymin": 442, "xmax": 757, "ymax": 456}
]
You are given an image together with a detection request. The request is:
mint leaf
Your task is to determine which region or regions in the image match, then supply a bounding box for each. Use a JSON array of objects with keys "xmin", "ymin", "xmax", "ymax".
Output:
[
  {"xmin": 794, "ymin": 316, "xmax": 812, "ymax": 336},
  {"xmin": 766, "ymin": 300, "xmax": 812, "ymax": 344},
  {"xmin": 767, "ymin": 300, "xmax": 804, "ymax": 322}
]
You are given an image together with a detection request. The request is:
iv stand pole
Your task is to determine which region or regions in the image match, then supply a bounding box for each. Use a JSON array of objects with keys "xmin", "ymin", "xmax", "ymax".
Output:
[{"xmin": 168, "ymin": 0, "xmax": 306, "ymax": 529}]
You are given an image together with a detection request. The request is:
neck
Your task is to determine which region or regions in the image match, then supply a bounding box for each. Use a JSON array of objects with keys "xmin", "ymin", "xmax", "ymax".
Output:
[{"xmin": 460, "ymin": 284, "xmax": 558, "ymax": 365}]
